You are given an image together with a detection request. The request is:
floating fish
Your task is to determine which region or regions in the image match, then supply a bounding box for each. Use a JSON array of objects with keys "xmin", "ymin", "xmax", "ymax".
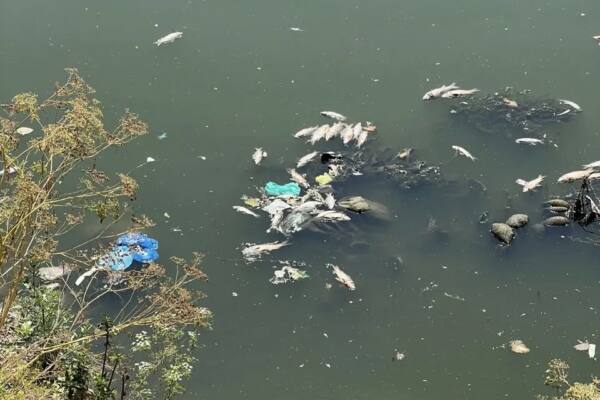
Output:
[
  {"xmin": 232, "ymin": 206, "xmax": 260, "ymax": 218},
  {"xmin": 15, "ymin": 127, "xmax": 33, "ymax": 136},
  {"xmin": 515, "ymin": 137, "xmax": 544, "ymax": 145},
  {"xmin": 394, "ymin": 148, "xmax": 413, "ymax": 160},
  {"xmin": 325, "ymin": 123, "xmax": 345, "ymax": 141},
  {"xmin": 252, "ymin": 148, "xmax": 267, "ymax": 165},
  {"xmin": 556, "ymin": 109, "xmax": 571, "ymax": 117},
  {"xmin": 516, "ymin": 175, "xmax": 544, "ymax": 192},
  {"xmin": 325, "ymin": 193, "xmax": 335, "ymax": 209},
  {"xmin": 441, "ymin": 88, "xmax": 480, "ymax": 98},
  {"xmin": 242, "ymin": 241, "xmax": 289, "ymax": 261},
  {"xmin": 294, "ymin": 126, "xmax": 318, "ymax": 138},
  {"xmin": 509, "ymin": 340, "xmax": 530, "ymax": 354},
  {"xmin": 392, "ymin": 349, "xmax": 405, "ymax": 361},
  {"xmin": 287, "ymin": 168, "xmax": 310, "ymax": 189},
  {"xmin": 340, "ymin": 125, "xmax": 355, "ymax": 144},
  {"xmin": 582, "ymin": 160, "xmax": 600, "ymax": 169},
  {"xmin": 422, "ymin": 83, "xmax": 459, "ymax": 100},
  {"xmin": 315, "ymin": 210, "xmax": 350, "ymax": 222},
  {"xmin": 355, "ymin": 131, "xmax": 368, "ymax": 148},
  {"xmin": 289, "ymin": 27, "xmax": 304, "ymax": 32},
  {"xmin": 559, "ymin": 99, "xmax": 582, "ymax": 112},
  {"xmin": 574, "ymin": 340, "xmax": 590, "ymax": 351},
  {"xmin": 503, "ymin": 98, "xmax": 519, "ymax": 108},
  {"xmin": 146, "ymin": 157, "xmax": 156, "ymax": 163},
  {"xmin": 452, "ymin": 145, "xmax": 477, "ymax": 161},
  {"xmin": 557, "ymin": 169, "xmax": 593, "ymax": 183},
  {"xmin": 297, "ymin": 151, "xmax": 318, "ymax": 168},
  {"xmin": 543, "ymin": 216, "xmax": 570, "ymax": 226},
  {"xmin": 154, "ymin": 31, "xmax": 183, "ymax": 46},
  {"xmin": 320, "ymin": 111, "xmax": 347, "ymax": 121},
  {"xmin": 308, "ymin": 124, "xmax": 329, "ymax": 145},
  {"xmin": 327, "ymin": 264, "xmax": 356, "ymax": 291},
  {"xmin": 352, "ymin": 123, "xmax": 363, "ymax": 140}
]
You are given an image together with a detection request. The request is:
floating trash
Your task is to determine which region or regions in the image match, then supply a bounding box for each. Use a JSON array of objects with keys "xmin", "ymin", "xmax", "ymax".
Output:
[
  {"xmin": 264, "ymin": 182, "xmax": 301, "ymax": 197},
  {"xmin": 269, "ymin": 265, "xmax": 309, "ymax": 285}
]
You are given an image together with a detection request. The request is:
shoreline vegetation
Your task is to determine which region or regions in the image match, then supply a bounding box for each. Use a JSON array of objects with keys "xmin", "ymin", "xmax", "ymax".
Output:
[{"xmin": 0, "ymin": 69, "xmax": 210, "ymax": 399}]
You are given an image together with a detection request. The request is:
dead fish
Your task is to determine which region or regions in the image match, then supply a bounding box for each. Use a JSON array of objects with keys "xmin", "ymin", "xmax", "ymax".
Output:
[
  {"xmin": 352, "ymin": 123, "xmax": 363, "ymax": 140},
  {"xmin": 325, "ymin": 193, "xmax": 335, "ymax": 209},
  {"xmin": 308, "ymin": 125, "xmax": 330, "ymax": 145},
  {"xmin": 574, "ymin": 340, "xmax": 590, "ymax": 351},
  {"xmin": 422, "ymin": 82, "xmax": 460, "ymax": 100},
  {"xmin": 557, "ymin": 169, "xmax": 593, "ymax": 183},
  {"xmin": 355, "ymin": 131, "xmax": 368, "ymax": 148},
  {"xmin": 287, "ymin": 168, "xmax": 310, "ymax": 189},
  {"xmin": 154, "ymin": 31, "xmax": 183, "ymax": 46},
  {"xmin": 297, "ymin": 151, "xmax": 319, "ymax": 168},
  {"xmin": 327, "ymin": 264, "xmax": 356, "ymax": 291},
  {"xmin": 515, "ymin": 137, "xmax": 544, "ymax": 145},
  {"xmin": 294, "ymin": 125, "xmax": 318, "ymax": 138},
  {"xmin": 503, "ymin": 98, "xmax": 519, "ymax": 108},
  {"xmin": 452, "ymin": 145, "xmax": 477, "ymax": 161},
  {"xmin": 441, "ymin": 88, "xmax": 480, "ymax": 98},
  {"xmin": 544, "ymin": 216, "xmax": 570, "ymax": 227},
  {"xmin": 589, "ymin": 344, "xmax": 597, "ymax": 359},
  {"xmin": 556, "ymin": 109, "xmax": 571, "ymax": 117},
  {"xmin": 363, "ymin": 122, "xmax": 377, "ymax": 133},
  {"xmin": 516, "ymin": 175, "xmax": 544, "ymax": 192},
  {"xmin": 242, "ymin": 241, "xmax": 289, "ymax": 261},
  {"xmin": 392, "ymin": 349, "xmax": 405, "ymax": 361},
  {"xmin": 582, "ymin": 160, "xmax": 600, "ymax": 169},
  {"xmin": 252, "ymin": 148, "xmax": 267, "ymax": 165},
  {"xmin": 294, "ymin": 201, "xmax": 321, "ymax": 213},
  {"xmin": 589, "ymin": 172, "xmax": 600, "ymax": 181},
  {"xmin": 491, "ymin": 223, "xmax": 515, "ymax": 245},
  {"xmin": 545, "ymin": 199, "xmax": 569, "ymax": 208},
  {"xmin": 325, "ymin": 123, "xmax": 345, "ymax": 141},
  {"xmin": 320, "ymin": 111, "xmax": 347, "ymax": 122},
  {"xmin": 15, "ymin": 127, "xmax": 34, "ymax": 136},
  {"xmin": 315, "ymin": 210, "xmax": 351, "ymax": 222},
  {"xmin": 505, "ymin": 214, "xmax": 529, "ymax": 229},
  {"xmin": 340, "ymin": 125, "xmax": 355, "ymax": 144},
  {"xmin": 233, "ymin": 206, "xmax": 260, "ymax": 218},
  {"xmin": 509, "ymin": 340, "xmax": 530, "ymax": 354},
  {"xmin": 559, "ymin": 99, "xmax": 582, "ymax": 112},
  {"xmin": 394, "ymin": 148, "xmax": 413, "ymax": 160}
]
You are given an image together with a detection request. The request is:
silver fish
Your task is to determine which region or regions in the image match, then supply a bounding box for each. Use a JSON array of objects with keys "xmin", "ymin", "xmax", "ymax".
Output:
[
  {"xmin": 297, "ymin": 151, "xmax": 319, "ymax": 168},
  {"xmin": 352, "ymin": 123, "xmax": 363, "ymax": 140},
  {"xmin": 325, "ymin": 123, "xmax": 345, "ymax": 141},
  {"xmin": 287, "ymin": 168, "xmax": 310, "ymax": 189},
  {"xmin": 422, "ymin": 83, "xmax": 459, "ymax": 100},
  {"xmin": 557, "ymin": 169, "xmax": 593, "ymax": 183},
  {"xmin": 295, "ymin": 201, "xmax": 321, "ymax": 213},
  {"xmin": 320, "ymin": 111, "xmax": 347, "ymax": 121},
  {"xmin": 154, "ymin": 31, "xmax": 183, "ymax": 46},
  {"xmin": 503, "ymin": 98, "xmax": 519, "ymax": 108},
  {"xmin": 315, "ymin": 210, "xmax": 351, "ymax": 222},
  {"xmin": 233, "ymin": 205, "xmax": 260, "ymax": 218},
  {"xmin": 327, "ymin": 264, "xmax": 356, "ymax": 291},
  {"xmin": 588, "ymin": 172, "xmax": 600, "ymax": 181},
  {"xmin": 515, "ymin": 175, "xmax": 544, "ymax": 192},
  {"xmin": 325, "ymin": 193, "xmax": 335, "ymax": 209},
  {"xmin": 294, "ymin": 125, "xmax": 318, "ymax": 138},
  {"xmin": 252, "ymin": 148, "xmax": 267, "ymax": 165},
  {"xmin": 582, "ymin": 160, "xmax": 600, "ymax": 169},
  {"xmin": 451, "ymin": 145, "xmax": 477, "ymax": 161},
  {"xmin": 355, "ymin": 131, "xmax": 368, "ymax": 148},
  {"xmin": 308, "ymin": 124, "xmax": 329, "ymax": 145},
  {"xmin": 515, "ymin": 137, "xmax": 544, "ymax": 145},
  {"xmin": 242, "ymin": 241, "xmax": 289, "ymax": 261},
  {"xmin": 340, "ymin": 125, "xmax": 355, "ymax": 145},
  {"xmin": 441, "ymin": 88, "xmax": 480, "ymax": 98},
  {"xmin": 559, "ymin": 99, "xmax": 582, "ymax": 112}
]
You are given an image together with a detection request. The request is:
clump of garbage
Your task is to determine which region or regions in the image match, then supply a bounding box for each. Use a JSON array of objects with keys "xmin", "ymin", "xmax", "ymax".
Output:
[{"xmin": 269, "ymin": 261, "xmax": 310, "ymax": 285}]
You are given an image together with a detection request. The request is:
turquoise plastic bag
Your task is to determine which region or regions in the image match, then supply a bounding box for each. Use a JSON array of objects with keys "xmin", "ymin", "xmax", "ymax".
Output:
[{"xmin": 264, "ymin": 182, "xmax": 301, "ymax": 197}]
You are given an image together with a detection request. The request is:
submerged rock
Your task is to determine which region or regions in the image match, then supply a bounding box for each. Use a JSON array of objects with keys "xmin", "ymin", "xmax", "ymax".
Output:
[
  {"xmin": 544, "ymin": 216, "xmax": 570, "ymax": 227},
  {"xmin": 545, "ymin": 198, "xmax": 570, "ymax": 208},
  {"xmin": 491, "ymin": 223, "xmax": 515, "ymax": 244},
  {"xmin": 505, "ymin": 214, "xmax": 529, "ymax": 229}
]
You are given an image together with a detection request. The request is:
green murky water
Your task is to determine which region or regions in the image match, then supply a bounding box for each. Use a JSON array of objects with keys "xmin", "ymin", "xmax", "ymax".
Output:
[{"xmin": 2, "ymin": 0, "xmax": 600, "ymax": 398}]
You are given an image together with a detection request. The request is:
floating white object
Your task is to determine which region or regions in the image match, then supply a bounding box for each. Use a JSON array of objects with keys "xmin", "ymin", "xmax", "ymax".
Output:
[
  {"xmin": 509, "ymin": 340, "xmax": 530, "ymax": 354},
  {"xmin": 452, "ymin": 145, "xmax": 477, "ymax": 161},
  {"xmin": 15, "ymin": 127, "xmax": 33, "ymax": 135},
  {"xmin": 588, "ymin": 343, "xmax": 596, "ymax": 359},
  {"xmin": 146, "ymin": 157, "xmax": 156, "ymax": 163},
  {"xmin": 154, "ymin": 31, "xmax": 183, "ymax": 46}
]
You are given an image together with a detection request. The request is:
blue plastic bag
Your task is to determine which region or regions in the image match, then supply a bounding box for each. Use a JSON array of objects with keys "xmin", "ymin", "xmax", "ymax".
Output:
[
  {"xmin": 114, "ymin": 232, "xmax": 160, "ymax": 265},
  {"xmin": 132, "ymin": 248, "xmax": 159, "ymax": 264},
  {"xmin": 264, "ymin": 182, "xmax": 301, "ymax": 197},
  {"xmin": 97, "ymin": 246, "xmax": 134, "ymax": 271}
]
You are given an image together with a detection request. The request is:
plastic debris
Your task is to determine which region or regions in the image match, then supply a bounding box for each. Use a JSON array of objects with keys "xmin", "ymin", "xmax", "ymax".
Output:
[
  {"xmin": 97, "ymin": 246, "xmax": 134, "ymax": 271},
  {"xmin": 264, "ymin": 182, "xmax": 301, "ymax": 197},
  {"xmin": 315, "ymin": 173, "xmax": 333, "ymax": 186},
  {"xmin": 114, "ymin": 232, "xmax": 159, "ymax": 265},
  {"xmin": 509, "ymin": 340, "xmax": 530, "ymax": 354},
  {"xmin": 243, "ymin": 197, "xmax": 261, "ymax": 208},
  {"xmin": 269, "ymin": 265, "xmax": 309, "ymax": 285}
]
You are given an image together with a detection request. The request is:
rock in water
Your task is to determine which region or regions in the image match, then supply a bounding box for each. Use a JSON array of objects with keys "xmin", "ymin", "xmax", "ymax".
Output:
[
  {"xmin": 505, "ymin": 214, "xmax": 529, "ymax": 229},
  {"xmin": 544, "ymin": 216, "xmax": 570, "ymax": 227},
  {"xmin": 545, "ymin": 199, "xmax": 569, "ymax": 208},
  {"xmin": 491, "ymin": 223, "xmax": 515, "ymax": 244}
]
